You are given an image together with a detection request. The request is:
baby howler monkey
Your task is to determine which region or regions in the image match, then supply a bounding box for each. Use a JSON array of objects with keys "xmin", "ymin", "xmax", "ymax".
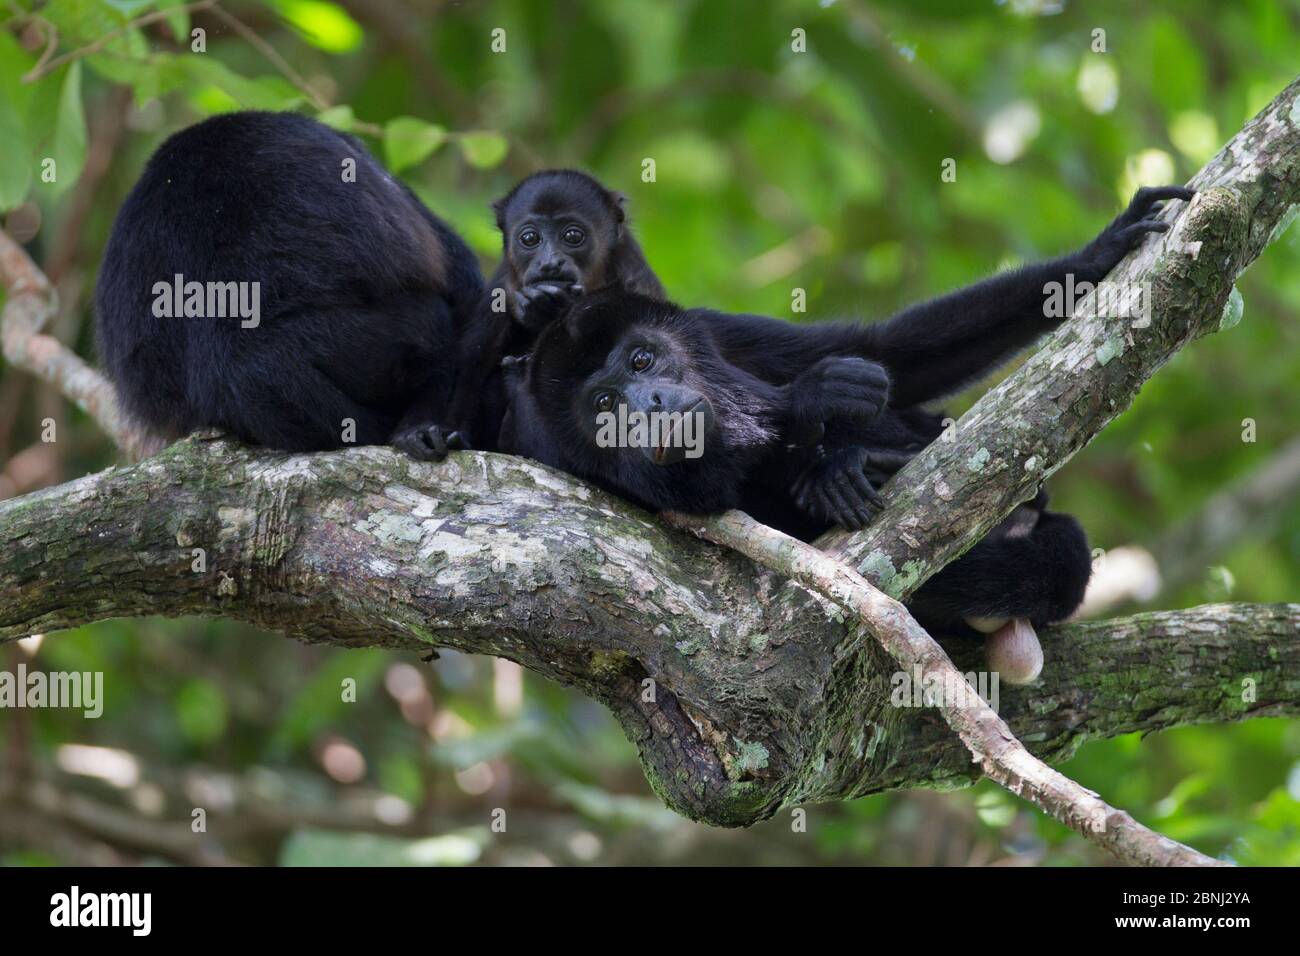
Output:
[{"xmin": 393, "ymin": 170, "xmax": 664, "ymax": 459}]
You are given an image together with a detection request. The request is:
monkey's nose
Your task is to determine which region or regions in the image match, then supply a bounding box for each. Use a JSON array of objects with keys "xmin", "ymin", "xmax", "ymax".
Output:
[{"xmin": 533, "ymin": 261, "xmax": 578, "ymax": 283}]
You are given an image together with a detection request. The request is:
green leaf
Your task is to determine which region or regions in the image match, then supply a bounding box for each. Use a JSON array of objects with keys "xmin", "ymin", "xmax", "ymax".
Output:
[
  {"xmin": 101, "ymin": 0, "xmax": 154, "ymax": 15},
  {"xmin": 429, "ymin": 719, "xmax": 542, "ymax": 771},
  {"xmin": 266, "ymin": 649, "xmax": 387, "ymax": 755},
  {"xmin": 456, "ymin": 131, "xmax": 509, "ymax": 169},
  {"xmin": 42, "ymin": 0, "xmax": 131, "ymax": 48},
  {"xmin": 273, "ymin": 0, "xmax": 364, "ymax": 54},
  {"xmin": 155, "ymin": 0, "xmax": 192, "ymax": 42},
  {"xmin": 0, "ymin": 31, "xmax": 40, "ymax": 195},
  {"xmin": 47, "ymin": 61, "xmax": 87, "ymax": 197},
  {"xmin": 0, "ymin": 87, "xmax": 32, "ymax": 210},
  {"xmin": 0, "ymin": 31, "xmax": 35, "ymax": 114},
  {"xmin": 177, "ymin": 58, "xmax": 304, "ymax": 112},
  {"xmin": 175, "ymin": 679, "xmax": 228, "ymax": 745},
  {"xmin": 383, "ymin": 116, "xmax": 447, "ymax": 173},
  {"xmin": 86, "ymin": 54, "xmax": 165, "ymax": 106},
  {"xmin": 188, "ymin": 85, "xmax": 241, "ymax": 116},
  {"xmin": 316, "ymin": 105, "xmax": 356, "ymax": 132}
]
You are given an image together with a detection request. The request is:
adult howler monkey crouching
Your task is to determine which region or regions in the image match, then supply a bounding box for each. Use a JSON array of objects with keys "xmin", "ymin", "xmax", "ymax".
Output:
[
  {"xmin": 501, "ymin": 186, "xmax": 1192, "ymax": 676},
  {"xmin": 395, "ymin": 170, "xmax": 664, "ymax": 459},
  {"xmin": 96, "ymin": 112, "xmax": 483, "ymax": 455}
]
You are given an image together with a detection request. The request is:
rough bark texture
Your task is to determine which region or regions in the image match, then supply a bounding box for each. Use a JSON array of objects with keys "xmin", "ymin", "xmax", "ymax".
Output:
[{"xmin": 3, "ymin": 438, "xmax": 1296, "ymax": 827}]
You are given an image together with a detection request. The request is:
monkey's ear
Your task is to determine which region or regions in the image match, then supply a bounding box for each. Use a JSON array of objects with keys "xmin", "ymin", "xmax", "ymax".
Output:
[
  {"xmin": 491, "ymin": 198, "xmax": 509, "ymax": 232},
  {"xmin": 610, "ymin": 191, "xmax": 628, "ymax": 232}
]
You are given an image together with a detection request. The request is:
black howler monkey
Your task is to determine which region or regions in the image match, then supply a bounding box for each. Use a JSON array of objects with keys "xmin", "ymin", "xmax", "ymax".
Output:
[
  {"xmin": 500, "ymin": 186, "xmax": 1192, "ymax": 654},
  {"xmin": 96, "ymin": 111, "xmax": 483, "ymax": 455},
  {"xmin": 395, "ymin": 170, "xmax": 664, "ymax": 459}
]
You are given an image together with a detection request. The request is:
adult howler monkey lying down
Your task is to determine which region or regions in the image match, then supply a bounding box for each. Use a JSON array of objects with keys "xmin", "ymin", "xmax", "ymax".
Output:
[
  {"xmin": 395, "ymin": 169, "xmax": 665, "ymax": 459},
  {"xmin": 501, "ymin": 186, "xmax": 1192, "ymax": 675},
  {"xmin": 96, "ymin": 112, "xmax": 483, "ymax": 455}
]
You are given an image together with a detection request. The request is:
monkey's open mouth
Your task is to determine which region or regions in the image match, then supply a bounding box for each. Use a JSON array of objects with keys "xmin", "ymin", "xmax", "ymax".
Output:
[
  {"xmin": 650, "ymin": 400, "xmax": 706, "ymax": 466},
  {"xmin": 526, "ymin": 277, "xmax": 580, "ymax": 291},
  {"xmin": 650, "ymin": 440, "xmax": 678, "ymax": 465}
]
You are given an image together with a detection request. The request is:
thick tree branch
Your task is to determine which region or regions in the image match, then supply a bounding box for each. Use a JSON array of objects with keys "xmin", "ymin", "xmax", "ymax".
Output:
[{"xmin": 3, "ymin": 440, "xmax": 1295, "ymax": 838}]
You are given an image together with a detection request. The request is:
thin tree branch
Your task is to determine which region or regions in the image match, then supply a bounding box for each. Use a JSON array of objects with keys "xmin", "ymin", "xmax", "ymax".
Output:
[
  {"xmin": 0, "ymin": 229, "xmax": 150, "ymax": 457},
  {"xmin": 20, "ymin": 0, "xmax": 217, "ymax": 84},
  {"xmin": 208, "ymin": 4, "xmax": 330, "ymax": 111},
  {"xmin": 666, "ymin": 509, "xmax": 1226, "ymax": 866}
]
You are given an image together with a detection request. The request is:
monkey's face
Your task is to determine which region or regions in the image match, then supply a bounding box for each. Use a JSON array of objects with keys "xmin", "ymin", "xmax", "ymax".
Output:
[
  {"xmin": 503, "ymin": 290, "xmax": 763, "ymax": 516},
  {"xmin": 527, "ymin": 297, "xmax": 720, "ymax": 470},
  {"xmin": 508, "ymin": 206, "xmax": 613, "ymax": 289},
  {"xmin": 498, "ymin": 178, "xmax": 622, "ymax": 290},
  {"xmin": 574, "ymin": 329, "xmax": 717, "ymax": 467}
]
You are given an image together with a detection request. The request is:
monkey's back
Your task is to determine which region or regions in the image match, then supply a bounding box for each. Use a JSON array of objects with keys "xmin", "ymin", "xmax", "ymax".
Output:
[{"xmin": 95, "ymin": 111, "xmax": 483, "ymax": 449}]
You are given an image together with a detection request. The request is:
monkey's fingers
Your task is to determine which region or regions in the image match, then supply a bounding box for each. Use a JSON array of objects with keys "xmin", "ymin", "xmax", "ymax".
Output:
[
  {"xmin": 832, "ymin": 470, "xmax": 874, "ymax": 529},
  {"xmin": 523, "ymin": 283, "xmax": 578, "ymax": 319},
  {"xmin": 844, "ymin": 465, "xmax": 883, "ymax": 509},
  {"xmin": 792, "ymin": 475, "xmax": 821, "ymax": 513},
  {"xmin": 392, "ymin": 424, "xmax": 450, "ymax": 462},
  {"xmin": 1027, "ymin": 484, "xmax": 1050, "ymax": 511},
  {"xmin": 1118, "ymin": 218, "xmax": 1170, "ymax": 244},
  {"xmin": 1121, "ymin": 185, "xmax": 1193, "ymax": 222},
  {"xmin": 814, "ymin": 485, "xmax": 843, "ymax": 527},
  {"xmin": 791, "ymin": 471, "xmax": 811, "ymax": 501},
  {"xmin": 821, "ymin": 476, "xmax": 859, "ymax": 529},
  {"xmin": 862, "ymin": 468, "xmax": 893, "ymax": 490},
  {"xmin": 821, "ymin": 389, "xmax": 885, "ymax": 422}
]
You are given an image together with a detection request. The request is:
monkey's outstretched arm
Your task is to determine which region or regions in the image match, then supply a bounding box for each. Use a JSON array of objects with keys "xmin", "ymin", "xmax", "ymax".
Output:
[
  {"xmin": 868, "ymin": 185, "xmax": 1192, "ymax": 405},
  {"xmin": 706, "ymin": 186, "xmax": 1191, "ymax": 407}
]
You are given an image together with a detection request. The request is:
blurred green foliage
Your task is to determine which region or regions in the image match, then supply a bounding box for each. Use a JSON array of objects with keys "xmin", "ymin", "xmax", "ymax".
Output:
[{"xmin": 0, "ymin": 0, "xmax": 1297, "ymax": 865}]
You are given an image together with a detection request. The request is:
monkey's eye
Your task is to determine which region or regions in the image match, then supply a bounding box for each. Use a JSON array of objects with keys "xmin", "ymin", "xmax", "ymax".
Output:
[
  {"xmin": 592, "ymin": 391, "xmax": 617, "ymax": 413},
  {"xmin": 562, "ymin": 226, "xmax": 586, "ymax": 246},
  {"xmin": 518, "ymin": 228, "xmax": 541, "ymax": 248},
  {"xmin": 630, "ymin": 348, "xmax": 654, "ymax": 372}
]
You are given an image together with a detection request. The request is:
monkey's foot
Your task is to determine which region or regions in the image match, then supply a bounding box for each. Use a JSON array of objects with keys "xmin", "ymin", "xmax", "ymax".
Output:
[
  {"xmin": 391, "ymin": 422, "xmax": 467, "ymax": 462},
  {"xmin": 791, "ymin": 445, "xmax": 886, "ymax": 530}
]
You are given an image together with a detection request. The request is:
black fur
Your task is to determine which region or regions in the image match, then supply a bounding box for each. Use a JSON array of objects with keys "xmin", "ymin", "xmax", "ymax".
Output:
[
  {"xmin": 96, "ymin": 111, "xmax": 483, "ymax": 454},
  {"xmin": 398, "ymin": 170, "xmax": 664, "ymax": 458},
  {"xmin": 501, "ymin": 185, "xmax": 1193, "ymax": 634}
]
